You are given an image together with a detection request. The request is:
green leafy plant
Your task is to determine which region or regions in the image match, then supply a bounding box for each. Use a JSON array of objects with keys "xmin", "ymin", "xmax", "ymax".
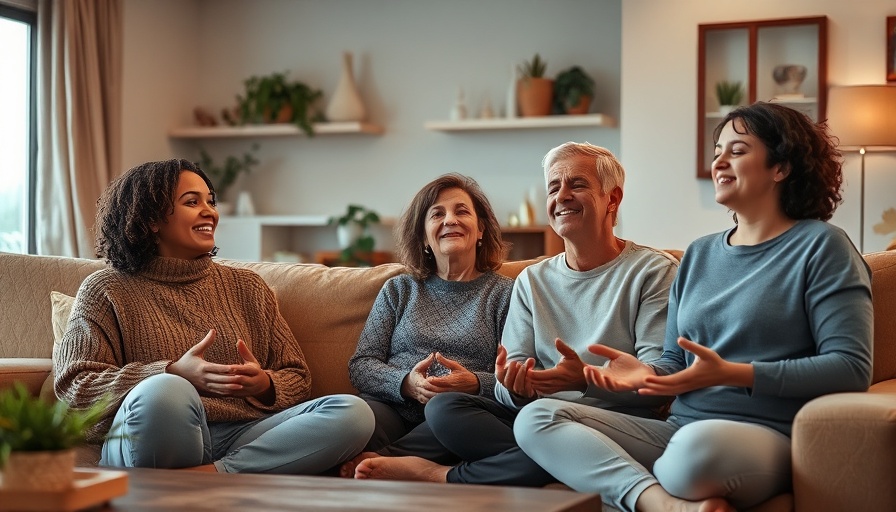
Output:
[
  {"xmin": 0, "ymin": 383, "xmax": 110, "ymax": 467},
  {"xmin": 328, "ymin": 204, "xmax": 381, "ymax": 266},
  {"xmin": 232, "ymin": 71, "xmax": 323, "ymax": 136},
  {"xmin": 517, "ymin": 53, "xmax": 547, "ymax": 79},
  {"xmin": 715, "ymin": 80, "xmax": 744, "ymax": 106},
  {"xmin": 553, "ymin": 66, "xmax": 596, "ymax": 112},
  {"xmin": 198, "ymin": 143, "xmax": 261, "ymax": 200}
]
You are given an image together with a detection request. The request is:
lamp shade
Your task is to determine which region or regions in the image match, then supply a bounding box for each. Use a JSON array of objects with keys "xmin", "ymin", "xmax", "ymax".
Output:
[{"xmin": 827, "ymin": 85, "xmax": 896, "ymax": 149}]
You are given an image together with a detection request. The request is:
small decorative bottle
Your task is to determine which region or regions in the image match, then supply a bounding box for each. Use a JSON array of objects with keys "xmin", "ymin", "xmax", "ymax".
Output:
[
  {"xmin": 505, "ymin": 63, "xmax": 518, "ymax": 118},
  {"xmin": 450, "ymin": 87, "xmax": 468, "ymax": 121},
  {"xmin": 519, "ymin": 195, "xmax": 536, "ymax": 227}
]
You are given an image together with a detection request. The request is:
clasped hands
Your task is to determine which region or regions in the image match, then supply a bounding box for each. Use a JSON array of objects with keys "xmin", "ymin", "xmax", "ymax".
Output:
[
  {"xmin": 401, "ymin": 352, "xmax": 479, "ymax": 404},
  {"xmin": 167, "ymin": 328, "xmax": 273, "ymax": 400},
  {"xmin": 496, "ymin": 337, "xmax": 741, "ymax": 399}
]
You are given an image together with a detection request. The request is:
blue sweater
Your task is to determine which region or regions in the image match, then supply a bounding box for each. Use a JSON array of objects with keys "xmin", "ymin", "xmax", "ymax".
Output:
[{"xmin": 652, "ymin": 220, "xmax": 873, "ymax": 436}]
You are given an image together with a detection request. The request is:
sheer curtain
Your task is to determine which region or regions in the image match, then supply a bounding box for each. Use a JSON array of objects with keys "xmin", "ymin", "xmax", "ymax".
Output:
[{"xmin": 36, "ymin": 0, "xmax": 121, "ymax": 257}]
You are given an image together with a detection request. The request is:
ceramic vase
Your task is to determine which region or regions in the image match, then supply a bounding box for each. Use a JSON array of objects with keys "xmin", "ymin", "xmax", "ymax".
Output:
[
  {"xmin": 505, "ymin": 64, "xmax": 518, "ymax": 118},
  {"xmin": 325, "ymin": 52, "xmax": 367, "ymax": 122},
  {"xmin": 337, "ymin": 223, "xmax": 363, "ymax": 249},
  {"xmin": 1, "ymin": 449, "xmax": 76, "ymax": 491},
  {"xmin": 235, "ymin": 190, "xmax": 255, "ymax": 216}
]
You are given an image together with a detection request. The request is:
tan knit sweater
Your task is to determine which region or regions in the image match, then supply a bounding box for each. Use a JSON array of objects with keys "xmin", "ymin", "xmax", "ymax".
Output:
[{"xmin": 53, "ymin": 255, "xmax": 311, "ymax": 443}]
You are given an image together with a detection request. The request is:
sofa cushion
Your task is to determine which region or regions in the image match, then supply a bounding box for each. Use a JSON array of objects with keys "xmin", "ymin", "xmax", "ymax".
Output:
[{"xmin": 42, "ymin": 291, "xmax": 76, "ymax": 401}]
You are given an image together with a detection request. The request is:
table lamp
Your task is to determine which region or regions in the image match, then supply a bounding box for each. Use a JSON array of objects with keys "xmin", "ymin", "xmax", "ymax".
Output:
[{"xmin": 826, "ymin": 85, "xmax": 896, "ymax": 252}]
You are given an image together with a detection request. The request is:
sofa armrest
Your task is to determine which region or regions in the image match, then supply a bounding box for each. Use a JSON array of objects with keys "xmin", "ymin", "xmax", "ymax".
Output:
[
  {"xmin": 0, "ymin": 358, "xmax": 53, "ymax": 396},
  {"xmin": 792, "ymin": 382, "xmax": 896, "ymax": 512}
]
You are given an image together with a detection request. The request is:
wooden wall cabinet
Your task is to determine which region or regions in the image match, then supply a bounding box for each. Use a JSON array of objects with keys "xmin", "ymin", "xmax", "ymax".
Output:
[{"xmin": 697, "ymin": 16, "xmax": 828, "ymax": 179}]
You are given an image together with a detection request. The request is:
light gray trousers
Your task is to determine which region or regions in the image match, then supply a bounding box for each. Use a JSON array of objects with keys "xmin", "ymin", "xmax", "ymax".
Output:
[
  {"xmin": 515, "ymin": 398, "xmax": 791, "ymax": 511},
  {"xmin": 100, "ymin": 373, "xmax": 374, "ymax": 474}
]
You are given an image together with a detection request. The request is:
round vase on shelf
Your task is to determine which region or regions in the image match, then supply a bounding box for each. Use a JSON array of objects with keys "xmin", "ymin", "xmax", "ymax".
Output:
[
  {"xmin": 337, "ymin": 223, "xmax": 363, "ymax": 249},
  {"xmin": 718, "ymin": 105, "xmax": 736, "ymax": 116},
  {"xmin": 235, "ymin": 191, "xmax": 255, "ymax": 216},
  {"xmin": 0, "ymin": 449, "xmax": 76, "ymax": 492},
  {"xmin": 325, "ymin": 52, "xmax": 367, "ymax": 122}
]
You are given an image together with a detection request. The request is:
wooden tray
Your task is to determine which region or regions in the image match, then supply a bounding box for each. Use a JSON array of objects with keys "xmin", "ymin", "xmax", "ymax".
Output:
[{"xmin": 0, "ymin": 468, "xmax": 128, "ymax": 511}]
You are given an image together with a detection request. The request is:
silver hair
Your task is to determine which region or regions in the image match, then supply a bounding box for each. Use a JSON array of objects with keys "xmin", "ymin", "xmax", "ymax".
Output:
[{"xmin": 541, "ymin": 141, "xmax": 625, "ymax": 194}]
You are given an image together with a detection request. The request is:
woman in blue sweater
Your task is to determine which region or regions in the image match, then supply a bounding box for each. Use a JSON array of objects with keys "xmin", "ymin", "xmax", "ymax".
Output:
[{"xmin": 514, "ymin": 102, "xmax": 873, "ymax": 512}]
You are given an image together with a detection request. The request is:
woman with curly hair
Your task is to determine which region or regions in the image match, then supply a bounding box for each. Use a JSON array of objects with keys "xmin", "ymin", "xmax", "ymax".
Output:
[
  {"xmin": 341, "ymin": 173, "xmax": 512, "ymax": 475},
  {"xmin": 514, "ymin": 103, "xmax": 873, "ymax": 512},
  {"xmin": 54, "ymin": 158, "xmax": 374, "ymax": 473}
]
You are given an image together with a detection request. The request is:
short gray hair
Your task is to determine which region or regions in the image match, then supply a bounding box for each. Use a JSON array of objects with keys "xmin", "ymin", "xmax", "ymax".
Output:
[{"xmin": 541, "ymin": 142, "xmax": 625, "ymax": 194}]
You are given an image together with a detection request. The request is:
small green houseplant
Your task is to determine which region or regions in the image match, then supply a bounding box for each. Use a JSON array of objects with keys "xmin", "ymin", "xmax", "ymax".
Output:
[
  {"xmin": 0, "ymin": 383, "xmax": 109, "ymax": 490},
  {"xmin": 517, "ymin": 53, "xmax": 548, "ymax": 79},
  {"xmin": 328, "ymin": 204, "xmax": 381, "ymax": 266},
  {"xmin": 553, "ymin": 66, "xmax": 596, "ymax": 114},
  {"xmin": 198, "ymin": 143, "xmax": 261, "ymax": 202},
  {"xmin": 715, "ymin": 80, "xmax": 744, "ymax": 108},
  {"xmin": 233, "ymin": 71, "xmax": 323, "ymax": 136}
]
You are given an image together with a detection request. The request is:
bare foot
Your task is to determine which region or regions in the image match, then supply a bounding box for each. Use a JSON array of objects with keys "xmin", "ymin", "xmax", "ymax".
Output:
[
  {"xmin": 354, "ymin": 456, "xmax": 451, "ymax": 482},
  {"xmin": 637, "ymin": 485, "xmax": 735, "ymax": 512},
  {"xmin": 338, "ymin": 451, "xmax": 379, "ymax": 478}
]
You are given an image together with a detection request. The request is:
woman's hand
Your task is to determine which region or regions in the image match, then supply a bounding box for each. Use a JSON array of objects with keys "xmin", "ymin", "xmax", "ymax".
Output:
[
  {"xmin": 637, "ymin": 337, "xmax": 753, "ymax": 396},
  {"xmin": 583, "ymin": 344, "xmax": 656, "ymax": 392},
  {"xmin": 400, "ymin": 354, "xmax": 439, "ymax": 404},
  {"xmin": 495, "ymin": 345, "xmax": 537, "ymax": 399},
  {"xmin": 166, "ymin": 329, "xmax": 273, "ymax": 401},
  {"xmin": 425, "ymin": 352, "xmax": 480, "ymax": 394},
  {"xmin": 527, "ymin": 338, "xmax": 587, "ymax": 395}
]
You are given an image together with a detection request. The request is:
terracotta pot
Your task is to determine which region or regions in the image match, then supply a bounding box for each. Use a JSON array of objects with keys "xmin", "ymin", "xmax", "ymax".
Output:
[
  {"xmin": 1, "ymin": 449, "xmax": 76, "ymax": 491},
  {"xmin": 516, "ymin": 77, "xmax": 554, "ymax": 117},
  {"xmin": 564, "ymin": 95, "xmax": 592, "ymax": 115},
  {"xmin": 264, "ymin": 104, "xmax": 293, "ymax": 124}
]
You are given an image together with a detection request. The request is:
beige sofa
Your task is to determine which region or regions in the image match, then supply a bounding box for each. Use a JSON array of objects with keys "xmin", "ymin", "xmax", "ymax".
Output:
[{"xmin": 1, "ymin": 250, "xmax": 894, "ymax": 512}]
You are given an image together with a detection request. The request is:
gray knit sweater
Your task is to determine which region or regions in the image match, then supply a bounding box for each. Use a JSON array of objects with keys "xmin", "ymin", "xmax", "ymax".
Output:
[
  {"xmin": 54, "ymin": 256, "xmax": 311, "ymax": 443},
  {"xmin": 348, "ymin": 271, "xmax": 513, "ymax": 422}
]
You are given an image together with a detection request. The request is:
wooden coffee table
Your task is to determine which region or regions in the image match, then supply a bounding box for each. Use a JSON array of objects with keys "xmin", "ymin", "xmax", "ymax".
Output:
[{"xmin": 103, "ymin": 468, "xmax": 601, "ymax": 511}]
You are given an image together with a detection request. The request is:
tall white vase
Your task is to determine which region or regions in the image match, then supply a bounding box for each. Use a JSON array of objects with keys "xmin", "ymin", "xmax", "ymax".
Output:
[{"xmin": 325, "ymin": 52, "xmax": 367, "ymax": 122}]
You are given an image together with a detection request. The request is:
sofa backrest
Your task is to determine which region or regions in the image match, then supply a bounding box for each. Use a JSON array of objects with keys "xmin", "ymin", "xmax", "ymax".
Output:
[{"xmin": 866, "ymin": 251, "xmax": 896, "ymax": 383}]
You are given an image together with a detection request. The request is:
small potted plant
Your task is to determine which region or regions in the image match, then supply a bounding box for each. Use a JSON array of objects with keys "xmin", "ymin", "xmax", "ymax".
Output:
[
  {"xmin": 198, "ymin": 143, "xmax": 261, "ymax": 210},
  {"xmin": 328, "ymin": 204, "xmax": 381, "ymax": 266},
  {"xmin": 231, "ymin": 71, "xmax": 323, "ymax": 136},
  {"xmin": 516, "ymin": 53, "xmax": 553, "ymax": 117},
  {"xmin": 553, "ymin": 66, "xmax": 596, "ymax": 115},
  {"xmin": 715, "ymin": 80, "xmax": 744, "ymax": 114},
  {"xmin": 0, "ymin": 383, "xmax": 108, "ymax": 492}
]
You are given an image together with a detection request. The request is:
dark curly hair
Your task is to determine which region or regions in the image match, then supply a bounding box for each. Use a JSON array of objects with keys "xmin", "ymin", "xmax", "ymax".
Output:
[
  {"xmin": 95, "ymin": 158, "xmax": 214, "ymax": 273},
  {"xmin": 713, "ymin": 102, "xmax": 843, "ymax": 222},
  {"xmin": 396, "ymin": 173, "xmax": 509, "ymax": 281}
]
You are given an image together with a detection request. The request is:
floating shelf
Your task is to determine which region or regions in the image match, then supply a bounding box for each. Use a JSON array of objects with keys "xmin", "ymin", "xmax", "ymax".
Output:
[
  {"xmin": 424, "ymin": 114, "xmax": 615, "ymax": 132},
  {"xmin": 168, "ymin": 122, "xmax": 385, "ymax": 139}
]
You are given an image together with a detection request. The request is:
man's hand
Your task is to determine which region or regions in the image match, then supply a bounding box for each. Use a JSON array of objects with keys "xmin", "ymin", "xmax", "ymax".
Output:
[
  {"xmin": 495, "ymin": 345, "xmax": 536, "ymax": 399},
  {"xmin": 425, "ymin": 352, "xmax": 480, "ymax": 394},
  {"xmin": 583, "ymin": 344, "xmax": 656, "ymax": 392},
  {"xmin": 638, "ymin": 337, "xmax": 752, "ymax": 396},
  {"xmin": 400, "ymin": 353, "xmax": 438, "ymax": 404},
  {"xmin": 527, "ymin": 338, "xmax": 587, "ymax": 395}
]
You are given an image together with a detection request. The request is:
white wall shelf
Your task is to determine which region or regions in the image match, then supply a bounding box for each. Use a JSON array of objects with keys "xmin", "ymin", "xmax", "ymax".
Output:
[
  {"xmin": 424, "ymin": 113, "xmax": 615, "ymax": 132},
  {"xmin": 168, "ymin": 122, "xmax": 385, "ymax": 139}
]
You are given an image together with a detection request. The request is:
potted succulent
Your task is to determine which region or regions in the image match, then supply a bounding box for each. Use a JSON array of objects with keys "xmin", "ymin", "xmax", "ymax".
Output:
[
  {"xmin": 328, "ymin": 204, "xmax": 381, "ymax": 266},
  {"xmin": 715, "ymin": 80, "xmax": 744, "ymax": 114},
  {"xmin": 198, "ymin": 143, "xmax": 261, "ymax": 210},
  {"xmin": 553, "ymin": 66, "xmax": 596, "ymax": 115},
  {"xmin": 0, "ymin": 383, "xmax": 108, "ymax": 491},
  {"xmin": 229, "ymin": 71, "xmax": 323, "ymax": 136},
  {"xmin": 516, "ymin": 53, "xmax": 553, "ymax": 117}
]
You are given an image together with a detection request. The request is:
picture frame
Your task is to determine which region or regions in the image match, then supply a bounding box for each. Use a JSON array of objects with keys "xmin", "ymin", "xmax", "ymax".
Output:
[{"xmin": 888, "ymin": 16, "xmax": 896, "ymax": 83}]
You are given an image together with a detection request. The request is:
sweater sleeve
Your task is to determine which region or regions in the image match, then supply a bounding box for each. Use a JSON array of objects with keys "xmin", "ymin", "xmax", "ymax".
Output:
[
  {"xmin": 494, "ymin": 272, "xmax": 537, "ymax": 410},
  {"xmin": 348, "ymin": 282, "xmax": 412, "ymax": 404},
  {"xmin": 53, "ymin": 274, "xmax": 169, "ymax": 423},
  {"xmin": 245, "ymin": 277, "xmax": 312, "ymax": 412}
]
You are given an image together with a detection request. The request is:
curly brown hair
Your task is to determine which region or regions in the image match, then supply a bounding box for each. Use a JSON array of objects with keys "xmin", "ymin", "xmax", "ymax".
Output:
[
  {"xmin": 395, "ymin": 173, "xmax": 509, "ymax": 280},
  {"xmin": 95, "ymin": 158, "xmax": 214, "ymax": 273},
  {"xmin": 713, "ymin": 102, "xmax": 843, "ymax": 221}
]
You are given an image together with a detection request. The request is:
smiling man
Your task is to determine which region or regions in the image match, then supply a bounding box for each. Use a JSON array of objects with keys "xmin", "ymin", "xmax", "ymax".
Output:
[{"xmin": 352, "ymin": 142, "xmax": 679, "ymax": 488}]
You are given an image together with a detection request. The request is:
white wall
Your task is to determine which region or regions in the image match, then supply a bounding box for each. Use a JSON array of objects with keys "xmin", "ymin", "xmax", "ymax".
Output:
[
  {"xmin": 122, "ymin": 0, "xmax": 623, "ymax": 239},
  {"xmin": 620, "ymin": 0, "xmax": 896, "ymax": 252}
]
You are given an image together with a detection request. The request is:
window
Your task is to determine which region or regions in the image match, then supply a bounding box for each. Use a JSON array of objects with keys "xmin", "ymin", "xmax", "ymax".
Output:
[{"xmin": 0, "ymin": 4, "xmax": 36, "ymax": 254}]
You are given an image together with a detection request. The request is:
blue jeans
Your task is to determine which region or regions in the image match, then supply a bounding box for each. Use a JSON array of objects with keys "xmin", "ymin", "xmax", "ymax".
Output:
[
  {"xmin": 515, "ymin": 398, "xmax": 791, "ymax": 511},
  {"xmin": 100, "ymin": 373, "xmax": 374, "ymax": 473}
]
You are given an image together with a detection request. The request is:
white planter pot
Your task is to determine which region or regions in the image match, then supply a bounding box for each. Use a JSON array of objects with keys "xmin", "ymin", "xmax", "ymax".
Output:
[
  {"xmin": 336, "ymin": 223, "xmax": 363, "ymax": 249},
  {"xmin": 0, "ymin": 449, "xmax": 75, "ymax": 491}
]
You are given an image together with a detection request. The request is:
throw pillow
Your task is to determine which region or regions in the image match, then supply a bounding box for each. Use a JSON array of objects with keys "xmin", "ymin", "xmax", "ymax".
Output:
[{"xmin": 43, "ymin": 291, "xmax": 76, "ymax": 401}]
